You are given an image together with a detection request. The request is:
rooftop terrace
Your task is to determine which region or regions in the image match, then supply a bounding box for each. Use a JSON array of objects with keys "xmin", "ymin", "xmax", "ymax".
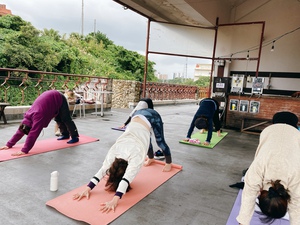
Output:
[{"xmin": 0, "ymin": 103, "xmax": 258, "ymax": 225}]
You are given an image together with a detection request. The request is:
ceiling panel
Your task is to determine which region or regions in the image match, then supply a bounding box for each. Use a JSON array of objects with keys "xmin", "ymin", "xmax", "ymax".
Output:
[{"xmin": 113, "ymin": 0, "xmax": 248, "ymax": 27}]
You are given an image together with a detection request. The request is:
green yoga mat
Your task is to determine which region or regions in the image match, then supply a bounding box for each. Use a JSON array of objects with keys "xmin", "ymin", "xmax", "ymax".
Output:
[{"xmin": 179, "ymin": 131, "xmax": 228, "ymax": 149}]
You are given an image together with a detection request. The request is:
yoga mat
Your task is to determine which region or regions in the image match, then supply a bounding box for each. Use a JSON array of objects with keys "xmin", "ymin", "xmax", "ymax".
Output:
[
  {"xmin": 179, "ymin": 131, "xmax": 228, "ymax": 149},
  {"xmin": 226, "ymin": 190, "xmax": 290, "ymax": 225},
  {"xmin": 46, "ymin": 160, "xmax": 182, "ymax": 225},
  {"xmin": 0, "ymin": 135, "xmax": 99, "ymax": 162},
  {"xmin": 111, "ymin": 126, "xmax": 126, "ymax": 132}
]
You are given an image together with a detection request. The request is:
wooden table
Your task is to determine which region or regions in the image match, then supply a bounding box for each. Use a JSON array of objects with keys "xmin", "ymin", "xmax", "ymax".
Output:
[{"xmin": 0, "ymin": 103, "xmax": 10, "ymax": 124}]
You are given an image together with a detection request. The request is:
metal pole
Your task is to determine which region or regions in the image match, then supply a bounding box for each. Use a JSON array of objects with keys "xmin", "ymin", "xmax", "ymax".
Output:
[
  {"xmin": 81, "ymin": 0, "xmax": 84, "ymax": 36},
  {"xmin": 143, "ymin": 19, "xmax": 151, "ymax": 98},
  {"xmin": 255, "ymin": 22, "xmax": 265, "ymax": 77},
  {"xmin": 209, "ymin": 17, "xmax": 219, "ymax": 98}
]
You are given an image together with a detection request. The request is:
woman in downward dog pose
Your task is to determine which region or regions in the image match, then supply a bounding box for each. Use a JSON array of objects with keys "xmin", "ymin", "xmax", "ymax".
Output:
[
  {"xmin": 119, "ymin": 98, "xmax": 164, "ymax": 159},
  {"xmin": 237, "ymin": 111, "xmax": 300, "ymax": 225},
  {"xmin": 0, "ymin": 90, "xmax": 79, "ymax": 156},
  {"xmin": 184, "ymin": 98, "xmax": 221, "ymax": 145},
  {"xmin": 73, "ymin": 108, "xmax": 172, "ymax": 213}
]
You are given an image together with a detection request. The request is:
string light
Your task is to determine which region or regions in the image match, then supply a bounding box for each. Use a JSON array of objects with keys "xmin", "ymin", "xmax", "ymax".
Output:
[
  {"xmin": 221, "ymin": 26, "xmax": 300, "ymax": 60},
  {"xmin": 271, "ymin": 41, "xmax": 275, "ymax": 52},
  {"xmin": 229, "ymin": 54, "xmax": 233, "ymax": 63}
]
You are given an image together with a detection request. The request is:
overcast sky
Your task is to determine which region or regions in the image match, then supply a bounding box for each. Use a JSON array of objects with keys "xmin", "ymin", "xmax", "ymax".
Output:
[{"xmin": 1, "ymin": 0, "xmax": 205, "ymax": 79}]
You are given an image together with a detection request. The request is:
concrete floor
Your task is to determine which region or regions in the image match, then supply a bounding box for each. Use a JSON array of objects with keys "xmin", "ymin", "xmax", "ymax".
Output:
[{"xmin": 0, "ymin": 104, "xmax": 259, "ymax": 225}]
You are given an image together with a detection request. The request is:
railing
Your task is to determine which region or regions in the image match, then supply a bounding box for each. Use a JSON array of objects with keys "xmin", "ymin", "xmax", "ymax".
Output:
[
  {"xmin": 144, "ymin": 82, "xmax": 199, "ymax": 100},
  {"xmin": 0, "ymin": 68, "xmax": 209, "ymax": 109},
  {"xmin": 199, "ymin": 87, "xmax": 209, "ymax": 99},
  {"xmin": 0, "ymin": 68, "xmax": 112, "ymax": 106}
]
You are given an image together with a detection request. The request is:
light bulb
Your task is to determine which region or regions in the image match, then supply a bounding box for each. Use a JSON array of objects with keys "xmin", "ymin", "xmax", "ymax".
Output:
[{"xmin": 271, "ymin": 41, "xmax": 275, "ymax": 52}]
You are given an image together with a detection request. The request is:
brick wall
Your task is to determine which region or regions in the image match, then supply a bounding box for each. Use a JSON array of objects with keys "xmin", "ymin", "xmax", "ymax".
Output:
[{"xmin": 225, "ymin": 95, "xmax": 300, "ymax": 131}]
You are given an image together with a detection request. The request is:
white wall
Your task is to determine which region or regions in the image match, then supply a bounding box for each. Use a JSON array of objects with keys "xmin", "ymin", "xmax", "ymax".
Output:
[{"xmin": 228, "ymin": 0, "xmax": 300, "ymax": 73}]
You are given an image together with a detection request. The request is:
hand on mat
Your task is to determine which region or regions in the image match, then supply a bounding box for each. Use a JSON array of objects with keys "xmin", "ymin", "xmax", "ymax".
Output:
[
  {"xmin": 0, "ymin": 145, "xmax": 9, "ymax": 150},
  {"xmin": 73, "ymin": 187, "xmax": 91, "ymax": 201},
  {"xmin": 11, "ymin": 151, "xmax": 25, "ymax": 156},
  {"xmin": 119, "ymin": 124, "xmax": 126, "ymax": 129},
  {"xmin": 163, "ymin": 163, "xmax": 172, "ymax": 172},
  {"xmin": 203, "ymin": 141, "xmax": 210, "ymax": 146},
  {"xmin": 100, "ymin": 196, "xmax": 120, "ymax": 213}
]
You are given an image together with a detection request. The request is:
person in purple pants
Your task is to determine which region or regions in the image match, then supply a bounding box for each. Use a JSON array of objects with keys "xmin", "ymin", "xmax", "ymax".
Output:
[{"xmin": 0, "ymin": 90, "xmax": 79, "ymax": 156}]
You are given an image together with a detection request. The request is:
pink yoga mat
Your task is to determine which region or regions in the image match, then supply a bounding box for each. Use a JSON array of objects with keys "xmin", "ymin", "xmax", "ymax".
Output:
[
  {"xmin": 0, "ymin": 135, "xmax": 99, "ymax": 161},
  {"xmin": 46, "ymin": 160, "xmax": 183, "ymax": 225}
]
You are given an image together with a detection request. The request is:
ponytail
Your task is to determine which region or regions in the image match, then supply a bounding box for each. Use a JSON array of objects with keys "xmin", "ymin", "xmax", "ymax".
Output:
[{"xmin": 258, "ymin": 180, "xmax": 290, "ymax": 223}]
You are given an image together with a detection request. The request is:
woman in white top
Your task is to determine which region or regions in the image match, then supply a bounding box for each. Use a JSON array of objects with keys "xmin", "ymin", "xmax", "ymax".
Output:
[
  {"xmin": 237, "ymin": 111, "xmax": 300, "ymax": 225},
  {"xmin": 73, "ymin": 108, "xmax": 172, "ymax": 213}
]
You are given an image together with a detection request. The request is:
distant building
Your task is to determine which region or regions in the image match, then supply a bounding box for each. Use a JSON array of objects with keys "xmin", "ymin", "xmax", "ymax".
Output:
[
  {"xmin": 156, "ymin": 72, "xmax": 168, "ymax": 80},
  {"xmin": 0, "ymin": 4, "xmax": 12, "ymax": 16},
  {"xmin": 194, "ymin": 63, "xmax": 211, "ymax": 81},
  {"xmin": 173, "ymin": 72, "xmax": 183, "ymax": 79}
]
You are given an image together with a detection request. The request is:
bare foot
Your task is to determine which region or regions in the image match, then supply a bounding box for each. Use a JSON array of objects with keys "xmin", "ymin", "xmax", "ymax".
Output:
[
  {"xmin": 144, "ymin": 158, "xmax": 155, "ymax": 166},
  {"xmin": 162, "ymin": 163, "xmax": 172, "ymax": 172},
  {"xmin": 203, "ymin": 141, "xmax": 210, "ymax": 146},
  {"xmin": 11, "ymin": 151, "xmax": 26, "ymax": 156}
]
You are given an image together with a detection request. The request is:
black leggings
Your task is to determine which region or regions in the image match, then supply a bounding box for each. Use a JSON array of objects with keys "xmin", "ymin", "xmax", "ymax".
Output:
[{"xmin": 54, "ymin": 94, "xmax": 79, "ymax": 137}]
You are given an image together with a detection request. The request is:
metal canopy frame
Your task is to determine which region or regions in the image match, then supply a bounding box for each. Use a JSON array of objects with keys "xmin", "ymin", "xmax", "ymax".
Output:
[{"xmin": 142, "ymin": 18, "xmax": 265, "ymax": 98}]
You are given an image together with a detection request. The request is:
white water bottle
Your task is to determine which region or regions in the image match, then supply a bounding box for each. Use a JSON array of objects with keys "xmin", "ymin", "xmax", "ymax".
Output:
[{"xmin": 50, "ymin": 171, "xmax": 59, "ymax": 191}]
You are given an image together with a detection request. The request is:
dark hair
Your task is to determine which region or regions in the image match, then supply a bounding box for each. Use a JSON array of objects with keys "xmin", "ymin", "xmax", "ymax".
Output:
[
  {"xmin": 195, "ymin": 117, "xmax": 208, "ymax": 129},
  {"xmin": 105, "ymin": 158, "xmax": 131, "ymax": 192},
  {"xmin": 140, "ymin": 98, "xmax": 154, "ymax": 109},
  {"xmin": 258, "ymin": 180, "xmax": 290, "ymax": 223},
  {"xmin": 19, "ymin": 123, "xmax": 31, "ymax": 135},
  {"xmin": 272, "ymin": 111, "xmax": 298, "ymax": 129}
]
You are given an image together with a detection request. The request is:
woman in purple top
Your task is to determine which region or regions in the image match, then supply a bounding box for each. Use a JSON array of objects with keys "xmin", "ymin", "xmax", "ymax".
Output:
[{"xmin": 0, "ymin": 90, "xmax": 79, "ymax": 156}]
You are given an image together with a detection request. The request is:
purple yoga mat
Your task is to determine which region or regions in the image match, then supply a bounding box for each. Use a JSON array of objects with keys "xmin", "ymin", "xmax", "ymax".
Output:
[
  {"xmin": 226, "ymin": 190, "xmax": 290, "ymax": 225},
  {"xmin": 111, "ymin": 127, "xmax": 126, "ymax": 132}
]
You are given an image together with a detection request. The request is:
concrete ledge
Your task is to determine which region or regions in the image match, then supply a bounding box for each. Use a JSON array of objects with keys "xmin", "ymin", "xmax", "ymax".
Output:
[
  {"xmin": 3, "ymin": 100, "xmax": 196, "ymax": 121},
  {"xmin": 3, "ymin": 104, "xmax": 112, "ymax": 121},
  {"xmin": 154, "ymin": 99, "xmax": 199, "ymax": 106},
  {"xmin": 129, "ymin": 99, "xmax": 199, "ymax": 109}
]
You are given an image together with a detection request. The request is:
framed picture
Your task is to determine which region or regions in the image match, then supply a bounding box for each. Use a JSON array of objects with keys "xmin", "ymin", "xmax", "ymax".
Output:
[
  {"xmin": 239, "ymin": 100, "xmax": 249, "ymax": 112},
  {"xmin": 231, "ymin": 74, "xmax": 245, "ymax": 93},
  {"xmin": 229, "ymin": 99, "xmax": 239, "ymax": 111},
  {"xmin": 252, "ymin": 77, "xmax": 264, "ymax": 94},
  {"xmin": 249, "ymin": 101, "xmax": 260, "ymax": 113}
]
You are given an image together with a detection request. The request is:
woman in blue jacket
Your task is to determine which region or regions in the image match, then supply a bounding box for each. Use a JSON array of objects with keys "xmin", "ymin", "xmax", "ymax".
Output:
[{"xmin": 184, "ymin": 98, "xmax": 221, "ymax": 145}]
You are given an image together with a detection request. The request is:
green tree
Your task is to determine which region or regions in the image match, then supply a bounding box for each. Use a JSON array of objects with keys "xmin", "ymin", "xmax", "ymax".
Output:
[{"xmin": 0, "ymin": 14, "xmax": 157, "ymax": 85}]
